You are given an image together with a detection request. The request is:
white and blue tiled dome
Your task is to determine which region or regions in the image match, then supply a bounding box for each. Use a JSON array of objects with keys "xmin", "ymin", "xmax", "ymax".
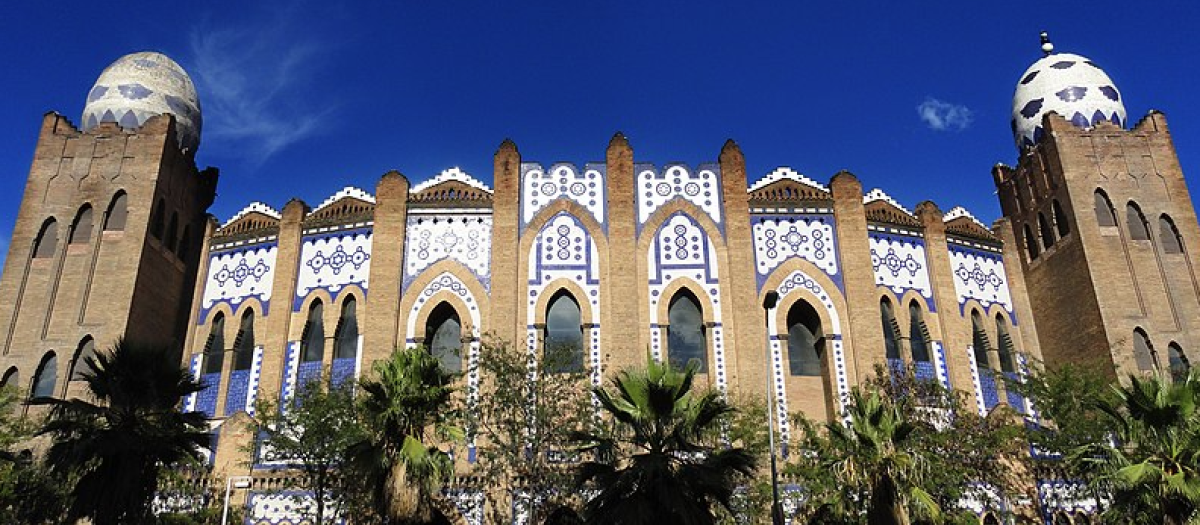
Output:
[
  {"xmin": 1011, "ymin": 36, "xmax": 1125, "ymax": 150},
  {"xmin": 81, "ymin": 51, "xmax": 202, "ymax": 153}
]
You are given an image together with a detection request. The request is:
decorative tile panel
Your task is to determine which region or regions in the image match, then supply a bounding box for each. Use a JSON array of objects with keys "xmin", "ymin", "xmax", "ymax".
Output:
[
  {"xmin": 1038, "ymin": 479, "xmax": 1100, "ymax": 519},
  {"xmin": 870, "ymin": 232, "xmax": 935, "ymax": 311},
  {"xmin": 442, "ymin": 488, "xmax": 485, "ymax": 525},
  {"xmin": 404, "ymin": 213, "xmax": 492, "ymax": 290},
  {"xmin": 279, "ymin": 341, "xmax": 301, "ymax": 408},
  {"xmin": 521, "ymin": 162, "xmax": 606, "ymax": 229},
  {"xmin": 752, "ymin": 214, "xmax": 839, "ymax": 290},
  {"xmin": 183, "ymin": 354, "xmax": 202, "ymax": 413},
  {"xmin": 246, "ymin": 490, "xmax": 345, "ymax": 525},
  {"xmin": 949, "ymin": 245, "xmax": 1014, "ymax": 318},
  {"xmin": 331, "ymin": 335, "xmax": 362, "ymax": 387},
  {"xmin": 636, "ymin": 163, "xmax": 722, "ymax": 231},
  {"xmin": 748, "ymin": 166, "xmax": 829, "ymax": 193},
  {"xmin": 294, "ymin": 229, "xmax": 371, "ymax": 311},
  {"xmin": 201, "ymin": 244, "xmax": 277, "ymax": 320},
  {"xmin": 966, "ymin": 345, "xmax": 987, "ymax": 416},
  {"xmin": 195, "ymin": 372, "xmax": 220, "ymax": 418},
  {"xmin": 223, "ymin": 345, "xmax": 263, "ymax": 417}
]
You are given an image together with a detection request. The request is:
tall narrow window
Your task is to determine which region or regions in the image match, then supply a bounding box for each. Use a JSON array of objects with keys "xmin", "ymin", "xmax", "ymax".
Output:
[
  {"xmin": 787, "ymin": 300, "xmax": 823, "ymax": 377},
  {"xmin": 33, "ymin": 219, "xmax": 58, "ymax": 259},
  {"xmin": 334, "ymin": 297, "xmax": 360, "ymax": 360},
  {"xmin": 69, "ymin": 205, "xmax": 93, "ymax": 245},
  {"xmin": 1133, "ymin": 328, "xmax": 1156, "ymax": 371},
  {"xmin": 178, "ymin": 225, "xmax": 192, "ymax": 259},
  {"xmin": 1160, "ymin": 215, "xmax": 1184, "ymax": 254},
  {"xmin": 1168, "ymin": 343, "xmax": 1190, "ymax": 382},
  {"xmin": 908, "ymin": 302, "xmax": 930, "ymax": 363},
  {"xmin": 0, "ymin": 367, "xmax": 16, "ymax": 389},
  {"xmin": 545, "ymin": 291, "xmax": 584, "ymax": 373},
  {"xmin": 995, "ymin": 315, "xmax": 1017, "ymax": 373},
  {"xmin": 880, "ymin": 298, "xmax": 900, "ymax": 360},
  {"xmin": 233, "ymin": 310, "xmax": 255, "ymax": 371},
  {"xmin": 1052, "ymin": 200, "xmax": 1070, "ymax": 237},
  {"xmin": 1039, "ymin": 212, "xmax": 1056, "ymax": 249},
  {"xmin": 165, "ymin": 212, "xmax": 179, "ymax": 251},
  {"xmin": 301, "ymin": 300, "xmax": 326, "ymax": 363},
  {"xmin": 1023, "ymin": 224, "xmax": 1039, "ymax": 259},
  {"xmin": 150, "ymin": 200, "xmax": 165, "ymax": 239},
  {"xmin": 204, "ymin": 313, "xmax": 226, "ymax": 375},
  {"xmin": 104, "ymin": 192, "xmax": 128, "ymax": 231},
  {"xmin": 70, "ymin": 337, "xmax": 97, "ymax": 381},
  {"xmin": 971, "ymin": 310, "xmax": 992, "ymax": 371},
  {"xmin": 667, "ymin": 291, "xmax": 707, "ymax": 373},
  {"xmin": 1127, "ymin": 202, "xmax": 1151, "ymax": 241},
  {"xmin": 1094, "ymin": 190, "xmax": 1117, "ymax": 227},
  {"xmin": 32, "ymin": 352, "xmax": 58, "ymax": 399},
  {"xmin": 425, "ymin": 302, "xmax": 462, "ymax": 373}
]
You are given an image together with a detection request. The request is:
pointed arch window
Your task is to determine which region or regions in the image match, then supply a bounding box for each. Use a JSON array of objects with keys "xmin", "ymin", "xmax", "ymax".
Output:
[
  {"xmin": 1127, "ymin": 202, "xmax": 1151, "ymax": 241},
  {"xmin": 545, "ymin": 291, "xmax": 584, "ymax": 373},
  {"xmin": 908, "ymin": 302, "xmax": 930, "ymax": 363},
  {"xmin": 204, "ymin": 313, "xmax": 226, "ymax": 375},
  {"xmin": 1023, "ymin": 224, "xmax": 1039, "ymax": 260},
  {"xmin": 787, "ymin": 300, "xmax": 823, "ymax": 377},
  {"xmin": 1160, "ymin": 215, "xmax": 1184, "ymax": 254},
  {"xmin": 0, "ymin": 367, "xmax": 16, "ymax": 389},
  {"xmin": 69, "ymin": 205, "xmax": 94, "ymax": 245},
  {"xmin": 32, "ymin": 352, "xmax": 58, "ymax": 399},
  {"xmin": 880, "ymin": 298, "xmax": 901, "ymax": 360},
  {"xmin": 1168, "ymin": 343, "xmax": 1189, "ymax": 382},
  {"xmin": 178, "ymin": 225, "xmax": 192, "ymax": 259},
  {"xmin": 70, "ymin": 337, "xmax": 97, "ymax": 381},
  {"xmin": 165, "ymin": 212, "xmax": 180, "ymax": 252},
  {"xmin": 334, "ymin": 297, "xmax": 360, "ymax": 360},
  {"xmin": 995, "ymin": 315, "xmax": 1017, "ymax": 374},
  {"xmin": 1133, "ymin": 328, "xmax": 1157, "ymax": 371},
  {"xmin": 425, "ymin": 302, "xmax": 462, "ymax": 373},
  {"xmin": 1094, "ymin": 190, "xmax": 1117, "ymax": 227},
  {"xmin": 971, "ymin": 310, "xmax": 992, "ymax": 371},
  {"xmin": 1052, "ymin": 200, "xmax": 1070, "ymax": 237},
  {"xmin": 1039, "ymin": 212, "xmax": 1056, "ymax": 249},
  {"xmin": 150, "ymin": 200, "xmax": 165, "ymax": 239},
  {"xmin": 104, "ymin": 192, "xmax": 128, "ymax": 231},
  {"xmin": 233, "ymin": 310, "xmax": 256, "ymax": 371},
  {"xmin": 33, "ymin": 219, "xmax": 58, "ymax": 259},
  {"xmin": 301, "ymin": 300, "xmax": 326, "ymax": 363},
  {"xmin": 667, "ymin": 291, "xmax": 707, "ymax": 373}
]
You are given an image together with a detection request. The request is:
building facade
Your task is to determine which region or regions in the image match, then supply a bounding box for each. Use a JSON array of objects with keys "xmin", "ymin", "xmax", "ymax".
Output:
[{"xmin": 1, "ymin": 39, "xmax": 1197, "ymax": 523}]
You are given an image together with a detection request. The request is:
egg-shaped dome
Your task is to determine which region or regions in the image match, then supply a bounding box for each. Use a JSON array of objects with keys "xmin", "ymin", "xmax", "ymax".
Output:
[
  {"xmin": 1011, "ymin": 51, "xmax": 1125, "ymax": 149},
  {"xmin": 81, "ymin": 52, "xmax": 202, "ymax": 153}
]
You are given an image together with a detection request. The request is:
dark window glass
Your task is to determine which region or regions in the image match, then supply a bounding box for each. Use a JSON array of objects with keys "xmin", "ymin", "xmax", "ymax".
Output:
[
  {"xmin": 165, "ymin": 212, "xmax": 179, "ymax": 251},
  {"xmin": 150, "ymin": 200, "xmax": 165, "ymax": 239},
  {"xmin": 1053, "ymin": 200, "xmax": 1070, "ymax": 237},
  {"xmin": 71, "ymin": 338, "xmax": 97, "ymax": 381},
  {"xmin": 1169, "ymin": 343, "xmax": 1189, "ymax": 382},
  {"xmin": 1133, "ymin": 329, "xmax": 1156, "ymax": 371},
  {"xmin": 426, "ymin": 303, "xmax": 462, "ymax": 373},
  {"xmin": 334, "ymin": 297, "xmax": 360, "ymax": 359},
  {"xmin": 971, "ymin": 310, "xmax": 992, "ymax": 371},
  {"xmin": 33, "ymin": 219, "xmax": 58, "ymax": 259},
  {"xmin": 1039, "ymin": 212, "xmax": 1055, "ymax": 249},
  {"xmin": 1023, "ymin": 224, "xmax": 1039, "ymax": 259},
  {"xmin": 1094, "ymin": 190, "xmax": 1116, "ymax": 227},
  {"xmin": 880, "ymin": 298, "xmax": 900, "ymax": 359},
  {"xmin": 1127, "ymin": 203, "xmax": 1151, "ymax": 241},
  {"xmin": 32, "ymin": 352, "xmax": 57, "ymax": 398},
  {"xmin": 178, "ymin": 225, "xmax": 191, "ymax": 259},
  {"xmin": 70, "ymin": 206, "xmax": 93, "ymax": 245},
  {"xmin": 233, "ymin": 311, "xmax": 255, "ymax": 371},
  {"xmin": 1160, "ymin": 215, "xmax": 1184, "ymax": 254},
  {"xmin": 787, "ymin": 300, "xmax": 823, "ymax": 376},
  {"xmin": 545, "ymin": 292, "xmax": 584, "ymax": 373},
  {"xmin": 204, "ymin": 314, "xmax": 225, "ymax": 374},
  {"xmin": 995, "ymin": 315, "xmax": 1017, "ymax": 373},
  {"xmin": 302, "ymin": 301, "xmax": 325, "ymax": 363},
  {"xmin": 104, "ymin": 192, "xmax": 128, "ymax": 231},
  {"xmin": 909, "ymin": 302, "xmax": 930, "ymax": 363},
  {"xmin": 667, "ymin": 291, "xmax": 707, "ymax": 373}
]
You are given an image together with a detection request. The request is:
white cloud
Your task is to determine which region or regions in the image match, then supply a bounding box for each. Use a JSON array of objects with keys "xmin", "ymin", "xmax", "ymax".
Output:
[
  {"xmin": 916, "ymin": 98, "xmax": 973, "ymax": 131},
  {"xmin": 189, "ymin": 14, "xmax": 334, "ymax": 165}
]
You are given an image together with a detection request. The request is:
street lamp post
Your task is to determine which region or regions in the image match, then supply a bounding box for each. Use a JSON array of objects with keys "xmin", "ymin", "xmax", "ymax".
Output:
[
  {"xmin": 221, "ymin": 475, "xmax": 253, "ymax": 525},
  {"xmin": 762, "ymin": 290, "xmax": 784, "ymax": 525}
]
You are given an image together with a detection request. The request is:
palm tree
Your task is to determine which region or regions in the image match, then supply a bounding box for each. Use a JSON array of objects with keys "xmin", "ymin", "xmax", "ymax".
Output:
[
  {"xmin": 35, "ymin": 339, "xmax": 209, "ymax": 525},
  {"xmin": 571, "ymin": 359, "xmax": 756, "ymax": 525},
  {"xmin": 346, "ymin": 347, "xmax": 461, "ymax": 524},
  {"xmin": 1072, "ymin": 371, "xmax": 1200, "ymax": 525},
  {"xmin": 821, "ymin": 389, "xmax": 939, "ymax": 525}
]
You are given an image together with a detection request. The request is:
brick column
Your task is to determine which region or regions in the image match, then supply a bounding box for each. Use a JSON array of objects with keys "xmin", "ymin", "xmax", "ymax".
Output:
[
  {"xmin": 489, "ymin": 140, "xmax": 521, "ymax": 344},
  {"xmin": 256, "ymin": 199, "xmax": 306, "ymax": 399},
  {"xmin": 915, "ymin": 202, "xmax": 975, "ymax": 394},
  {"xmin": 603, "ymin": 133, "xmax": 639, "ymax": 374},
  {"xmin": 363, "ymin": 171, "xmax": 409, "ymax": 366},
  {"xmin": 718, "ymin": 140, "xmax": 766, "ymax": 396},
  {"xmin": 829, "ymin": 171, "xmax": 876, "ymax": 385}
]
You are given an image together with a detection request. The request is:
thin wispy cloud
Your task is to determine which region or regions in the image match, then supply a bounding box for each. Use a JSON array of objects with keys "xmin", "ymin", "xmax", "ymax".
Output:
[
  {"xmin": 189, "ymin": 13, "xmax": 335, "ymax": 165},
  {"xmin": 916, "ymin": 98, "xmax": 973, "ymax": 131}
]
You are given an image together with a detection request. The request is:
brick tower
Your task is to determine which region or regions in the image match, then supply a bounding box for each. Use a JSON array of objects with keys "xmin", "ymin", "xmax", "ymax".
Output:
[
  {"xmin": 996, "ymin": 34, "xmax": 1200, "ymax": 378},
  {"xmin": 0, "ymin": 52, "xmax": 217, "ymax": 402}
]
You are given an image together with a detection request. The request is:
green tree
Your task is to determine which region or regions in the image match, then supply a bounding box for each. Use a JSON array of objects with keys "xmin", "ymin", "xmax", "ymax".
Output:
[
  {"xmin": 0, "ymin": 384, "xmax": 69, "ymax": 524},
  {"xmin": 473, "ymin": 337, "xmax": 593, "ymax": 524},
  {"xmin": 253, "ymin": 377, "xmax": 366, "ymax": 525},
  {"xmin": 571, "ymin": 359, "xmax": 756, "ymax": 525},
  {"xmin": 1071, "ymin": 371, "xmax": 1200, "ymax": 524},
  {"xmin": 35, "ymin": 339, "xmax": 209, "ymax": 525},
  {"xmin": 346, "ymin": 347, "xmax": 461, "ymax": 524}
]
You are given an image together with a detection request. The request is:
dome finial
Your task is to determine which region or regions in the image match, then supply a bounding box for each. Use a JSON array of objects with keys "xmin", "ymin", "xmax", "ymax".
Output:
[{"xmin": 1040, "ymin": 31, "xmax": 1054, "ymax": 56}]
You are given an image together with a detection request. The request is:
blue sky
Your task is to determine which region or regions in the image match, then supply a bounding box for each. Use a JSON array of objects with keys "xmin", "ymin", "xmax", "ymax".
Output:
[{"xmin": 1, "ymin": 1, "xmax": 1198, "ymax": 261}]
